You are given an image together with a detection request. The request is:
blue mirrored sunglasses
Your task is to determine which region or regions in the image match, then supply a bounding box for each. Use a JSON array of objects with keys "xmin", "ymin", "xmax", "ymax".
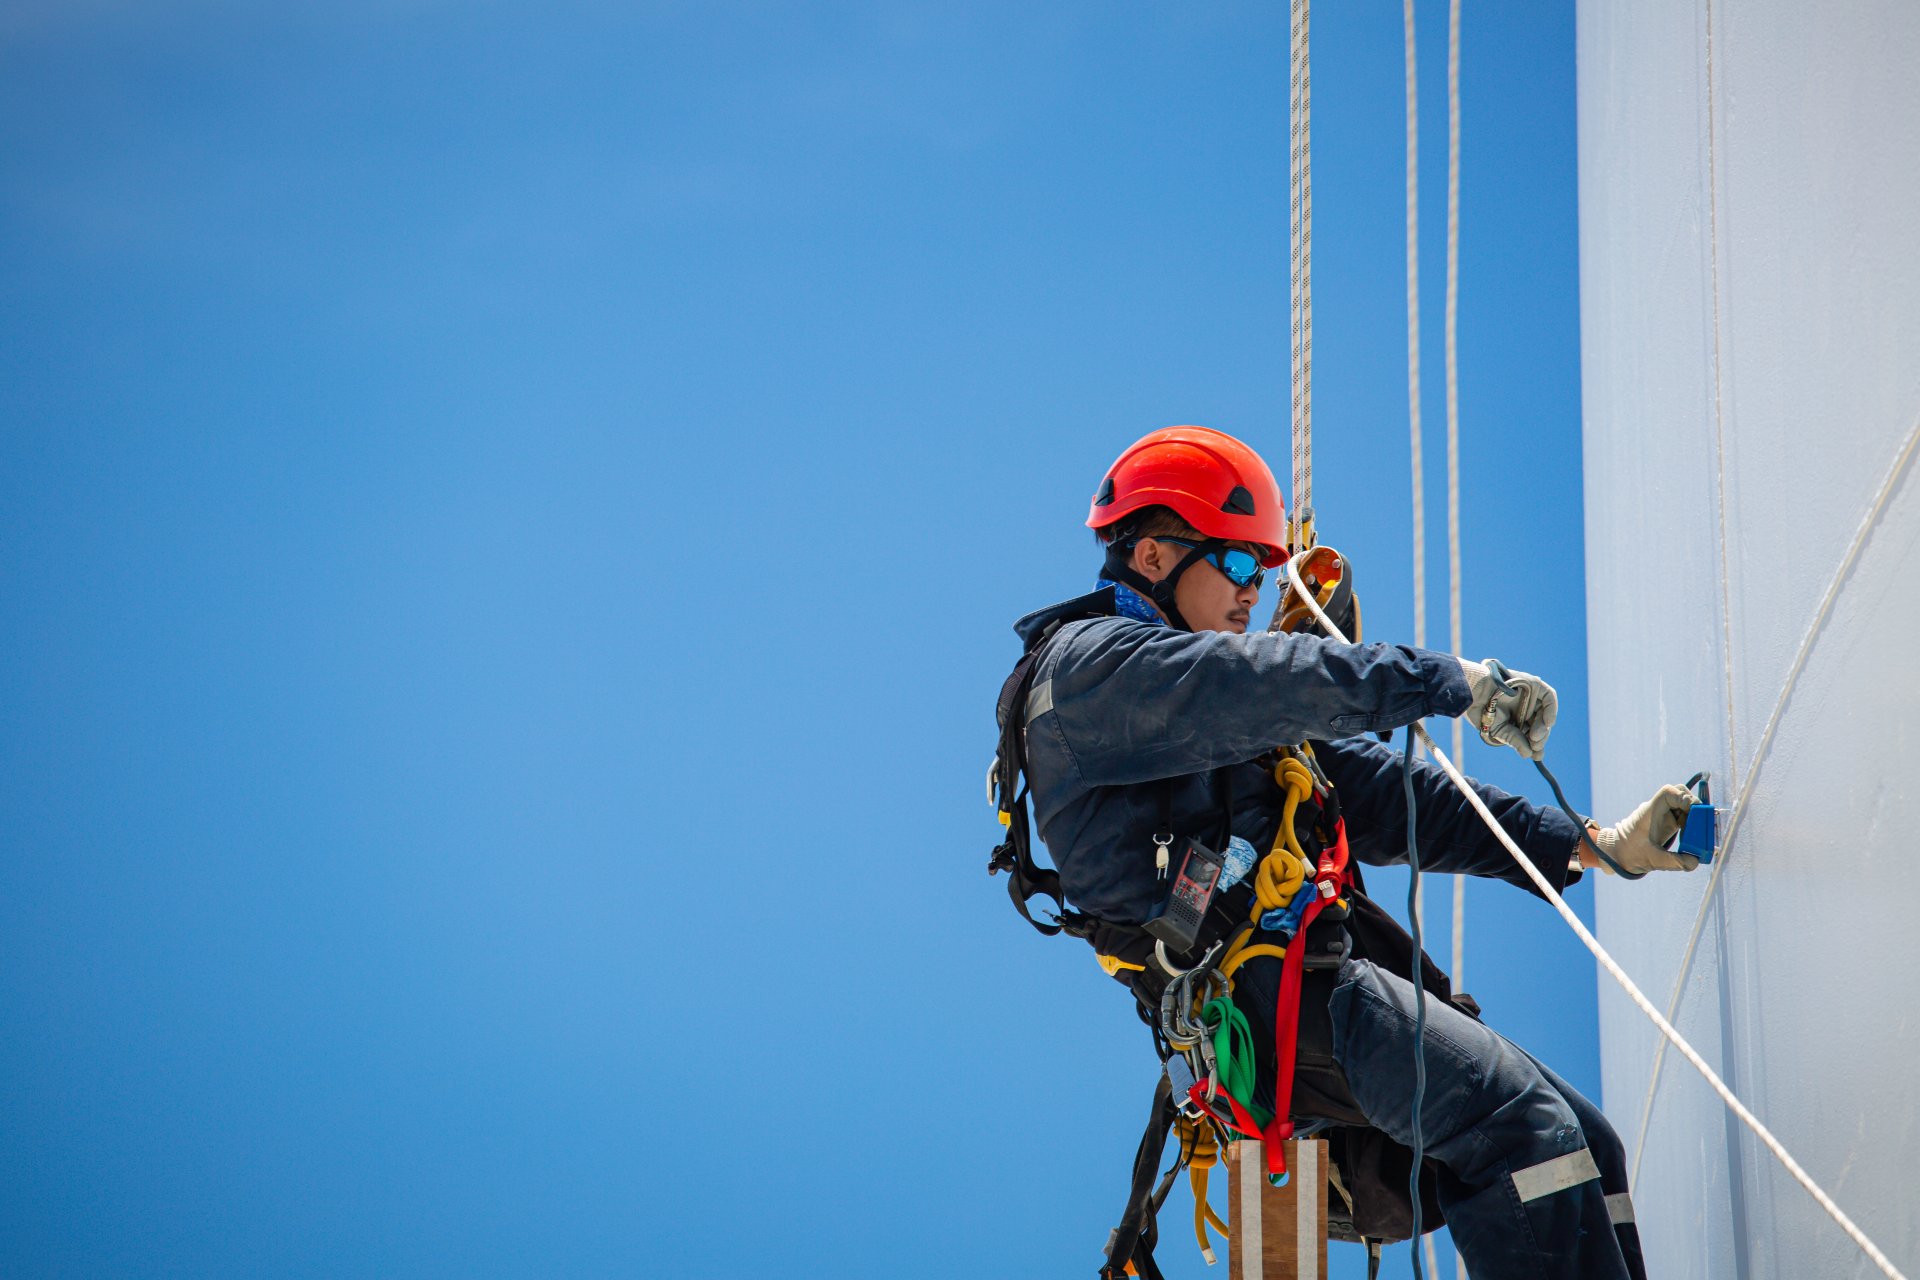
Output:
[{"xmin": 1151, "ymin": 537, "xmax": 1269, "ymax": 590}]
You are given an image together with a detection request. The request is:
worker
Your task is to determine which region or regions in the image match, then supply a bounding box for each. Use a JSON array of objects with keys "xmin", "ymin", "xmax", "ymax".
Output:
[{"xmin": 995, "ymin": 425, "xmax": 1696, "ymax": 1280}]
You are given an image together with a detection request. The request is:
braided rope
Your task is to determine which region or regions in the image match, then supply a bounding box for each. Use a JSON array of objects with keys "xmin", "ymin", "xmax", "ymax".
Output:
[
  {"xmin": 1405, "ymin": 0, "xmax": 1426, "ymax": 661},
  {"xmin": 1443, "ymin": 17, "xmax": 1469, "ymax": 1278},
  {"xmin": 1288, "ymin": 0, "xmax": 1314, "ymax": 544},
  {"xmin": 1444, "ymin": 0, "xmax": 1469, "ymax": 1132},
  {"xmin": 1402, "ymin": 31, "xmax": 1437, "ymax": 1280}
]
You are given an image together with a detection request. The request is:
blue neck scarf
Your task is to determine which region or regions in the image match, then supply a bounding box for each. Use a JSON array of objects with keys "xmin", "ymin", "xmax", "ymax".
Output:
[{"xmin": 1097, "ymin": 578, "xmax": 1166, "ymax": 626}]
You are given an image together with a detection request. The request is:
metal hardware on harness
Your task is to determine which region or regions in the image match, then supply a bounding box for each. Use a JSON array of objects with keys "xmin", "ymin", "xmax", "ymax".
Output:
[
  {"xmin": 1300, "ymin": 921, "xmax": 1351, "ymax": 971},
  {"xmin": 1153, "ymin": 939, "xmax": 1190, "ymax": 980},
  {"xmin": 1166, "ymin": 1053, "xmax": 1201, "ymax": 1113},
  {"xmin": 1158, "ymin": 943, "xmax": 1226, "ymax": 1051},
  {"xmin": 1272, "ymin": 542, "xmax": 1363, "ymax": 642}
]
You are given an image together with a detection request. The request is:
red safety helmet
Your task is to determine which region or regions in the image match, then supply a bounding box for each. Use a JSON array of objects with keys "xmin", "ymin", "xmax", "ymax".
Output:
[{"xmin": 1086, "ymin": 426, "xmax": 1289, "ymax": 566}]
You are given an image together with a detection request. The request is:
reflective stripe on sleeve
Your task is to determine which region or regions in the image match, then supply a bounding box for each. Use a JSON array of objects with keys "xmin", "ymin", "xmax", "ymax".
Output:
[
  {"xmin": 1606, "ymin": 1193, "xmax": 1636, "ymax": 1225},
  {"xmin": 1510, "ymin": 1148, "xmax": 1602, "ymax": 1203},
  {"xmin": 1025, "ymin": 678, "xmax": 1054, "ymax": 722}
]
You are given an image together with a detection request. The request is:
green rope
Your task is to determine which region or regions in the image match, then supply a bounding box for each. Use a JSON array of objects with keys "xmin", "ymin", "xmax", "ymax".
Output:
[{"xmin": 1203, "ymin": 997, "xmax": 1272, "ymax": 1128}]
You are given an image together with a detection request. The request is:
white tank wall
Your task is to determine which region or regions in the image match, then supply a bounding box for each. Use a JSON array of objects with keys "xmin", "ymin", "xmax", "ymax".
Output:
[{"xmin": 1578, "ymin": 2, "xmax": 1920, "ymax": 1277}]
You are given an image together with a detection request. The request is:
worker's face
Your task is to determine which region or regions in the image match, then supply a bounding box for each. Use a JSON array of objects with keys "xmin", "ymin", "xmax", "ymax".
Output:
[{"xmin": 1129, "ymin": 537, "xmax": 1267, "ymax": 634}]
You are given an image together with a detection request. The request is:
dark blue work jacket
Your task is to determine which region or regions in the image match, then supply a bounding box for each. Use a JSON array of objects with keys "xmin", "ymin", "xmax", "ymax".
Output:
[{"xmin": 1013, "ymin": 589, "xmax": 1582, "ymax": 926}]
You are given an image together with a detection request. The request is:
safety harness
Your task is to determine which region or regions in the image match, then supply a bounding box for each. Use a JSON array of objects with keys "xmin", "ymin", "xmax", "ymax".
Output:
[
  {"xmin": 1182, "ymin": 803, "xmax": 1352, "ymax": 1181},
  {"xmin": 988, "ymin": 588, "xmax": 1368, "ymax": 1278}
]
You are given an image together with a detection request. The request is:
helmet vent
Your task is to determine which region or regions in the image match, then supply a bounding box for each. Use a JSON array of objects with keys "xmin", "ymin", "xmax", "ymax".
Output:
[
  {"xmin": 1221, "ymin": 485, "xmax": 1256, "ymax": 516},
  {"xmin": 1094, "ymin": 477, "xmax": 1117, "ymax": 506}
]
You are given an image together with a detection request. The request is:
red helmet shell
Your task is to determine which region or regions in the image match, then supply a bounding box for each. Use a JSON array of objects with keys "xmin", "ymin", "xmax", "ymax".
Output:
[{"xmin": 1086, "ymin": 426, "xmax": 1289, "ymax": 566}]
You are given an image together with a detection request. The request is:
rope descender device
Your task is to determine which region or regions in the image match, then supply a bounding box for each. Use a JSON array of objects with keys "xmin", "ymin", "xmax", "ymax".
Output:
[{"xmin": 1271, "ymin": 542, "xmax": 1362, "ymax": 642}]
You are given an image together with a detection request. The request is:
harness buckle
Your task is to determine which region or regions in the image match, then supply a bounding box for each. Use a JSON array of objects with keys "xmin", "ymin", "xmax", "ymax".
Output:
[{"xmin": 1301, "ymin": 922, "xmax": 1351, "ymax": 971}]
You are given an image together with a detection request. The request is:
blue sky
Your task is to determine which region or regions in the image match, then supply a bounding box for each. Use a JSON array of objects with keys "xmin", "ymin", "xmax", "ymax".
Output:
[{"xmin": 1, "ymin": 4, "xmax": 1591, "ymax": 1276}]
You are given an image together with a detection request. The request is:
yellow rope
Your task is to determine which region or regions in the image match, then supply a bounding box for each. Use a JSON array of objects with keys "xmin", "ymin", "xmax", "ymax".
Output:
[
  {"xmin": 1220, "ymin": 756, "xmax": 1315, "ymax": 981},
  {"xmin": 1175, "ymin": 750, "xmax": 1327, "ymax": 1266},
  {"xmin": 1179, "ymin": 1117, "xmax": 1232, "ymax": 1264}
]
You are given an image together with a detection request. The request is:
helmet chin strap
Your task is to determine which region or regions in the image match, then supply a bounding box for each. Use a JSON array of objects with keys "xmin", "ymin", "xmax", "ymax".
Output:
[{"xmin": 1103, "ymin": 540, "xmax": 1221, "ymax": 633}]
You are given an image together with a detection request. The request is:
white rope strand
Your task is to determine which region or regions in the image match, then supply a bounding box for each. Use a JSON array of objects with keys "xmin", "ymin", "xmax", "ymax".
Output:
[
  {"xmin": 1289, "ymin": 0, "xmax": 1314, "ymax": 540},
  {"xmin": 1402, "ymin": 0, "xmax": 1426, "ymax": 939},
  {"xmin": 1628, "ymin": 409, "xmax": 1920, "ymax": 1184},
  {"xmin": 1404, "ymin": 0, "xmax": 1425, "ymax": 655},
  {"xmin": 1703, "ymin": 0, "xmax": 1743, "ymax": 832},
  {"xmin": 1444, "ymin": 9, "xmax": 1467, "ymax": 1277},
  {"xmin": 1278, "ymin": 565, "xmax": 1910, "ymax": 1280},
  {"xmin": 1443, "ymin": 20, "xmax": 1469, "ymax": 1242}
]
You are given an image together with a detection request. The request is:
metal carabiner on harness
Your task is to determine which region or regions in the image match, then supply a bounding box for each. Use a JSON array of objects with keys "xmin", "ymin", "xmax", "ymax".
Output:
[{"xmin": 1156, "ymin": 941, "xmax": 1224, "ymax": 1050}]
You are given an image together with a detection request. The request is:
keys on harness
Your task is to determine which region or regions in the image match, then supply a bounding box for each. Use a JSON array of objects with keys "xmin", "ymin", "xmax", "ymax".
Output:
[
  {"xmin": 1144, "ymin": 836, "xmax": 1227, "ymax": 953},
  {"xmin": 1153, "ymin": 830, "xmax": 1173, "ymax": 879}
]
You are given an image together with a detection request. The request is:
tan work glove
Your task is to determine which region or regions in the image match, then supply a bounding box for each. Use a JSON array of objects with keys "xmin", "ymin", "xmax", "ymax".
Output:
[
  {"xmin": 1459, "ymin": 658, "xmax": 1558, "ymax": 761},
  {"xmin": 1590, "ymin": 784, "xmax": 1700, "ymax": 874}
]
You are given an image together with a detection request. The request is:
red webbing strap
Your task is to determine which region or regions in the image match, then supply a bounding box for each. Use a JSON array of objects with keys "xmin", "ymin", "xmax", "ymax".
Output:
[
  {"xmin": 1259, "ymin": 817, "xmax": 1352, "ymax": 1182},
  {"xmin": 1185, "ymin": 1080, "xmax": 1267, "ymax": 1141}
]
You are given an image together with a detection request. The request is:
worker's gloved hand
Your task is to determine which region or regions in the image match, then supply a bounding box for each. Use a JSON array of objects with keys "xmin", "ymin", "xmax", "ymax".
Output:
[
  {"xmin": 1458, "ymin": 658, "xmax": 1557, "ymax": 760},
  {"xmin": 1590, "ymin": 784, "xmax": 1700, "ymax": 874}
]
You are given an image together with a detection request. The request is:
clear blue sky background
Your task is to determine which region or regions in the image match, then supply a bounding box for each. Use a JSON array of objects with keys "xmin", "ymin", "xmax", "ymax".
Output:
[{"xmin": 1, "ymin": 4, "xmax": 1594, "ymax": 1277}]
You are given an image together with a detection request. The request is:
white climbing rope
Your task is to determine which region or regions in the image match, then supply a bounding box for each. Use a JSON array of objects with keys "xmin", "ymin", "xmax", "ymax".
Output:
[
  {"xmin": 1628, "ymin": 408, "xmax": 1920, "ymax": 1185},
  {"xmin": 1405, "ymin": 0, "xmax": 1426, "ymax": 660},
  {"xmin": 1443, "ymin": 11, "xmax": 1468, "ymax": 1279},
  {"xmin": 1289, "ymin": 0, "xmax": 1314, "ymax": 544},
  {"xmin": 1443, "ymin": 0, "xmax": 1463, "ymax": 786},
  {"xmin": 1277, "ymin": 564, "xmax": 1909, "ymax": 1280},
  {"xmin": 1407, "ymin": 0, "xmax": 1472, "ymax": 1037}
]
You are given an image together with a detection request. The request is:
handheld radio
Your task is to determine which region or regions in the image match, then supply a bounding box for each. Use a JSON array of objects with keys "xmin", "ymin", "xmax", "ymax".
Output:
[{"xmin": 1142, "ymin": 836, "xmax": 1228, "ymax": 953}]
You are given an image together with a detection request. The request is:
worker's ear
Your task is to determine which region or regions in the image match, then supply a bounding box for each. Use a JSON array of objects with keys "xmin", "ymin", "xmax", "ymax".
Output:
[{"xmin": 1130, "ymin": 537, "xmax": 1170, "ymax": 583}]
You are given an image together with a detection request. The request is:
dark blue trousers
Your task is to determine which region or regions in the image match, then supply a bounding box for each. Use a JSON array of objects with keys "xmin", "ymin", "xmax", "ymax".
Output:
[{"xmin": 1328, "ymin": 958, "xmax": 1646, "ymax": 1280}]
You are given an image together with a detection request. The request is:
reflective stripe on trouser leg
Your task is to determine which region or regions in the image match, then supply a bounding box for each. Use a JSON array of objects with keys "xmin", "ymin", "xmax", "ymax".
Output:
[
  {"xmin": 1511, "ymin": 1148, "xmax": 1601, "ymax": 1203},
  {"xmin": 1326, "ymin": 958, "xmax": 1637, "ymax": 1280},
  {"xmin": 1527, "ymin": 1055, "xmax": 1647, "ymax": 1280}
]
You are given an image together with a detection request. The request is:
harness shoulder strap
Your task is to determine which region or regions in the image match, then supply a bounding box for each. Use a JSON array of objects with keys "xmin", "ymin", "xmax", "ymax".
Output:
[{"xmin": 989, "ymin": 647, "xmax": 1069, "ymax": 935}]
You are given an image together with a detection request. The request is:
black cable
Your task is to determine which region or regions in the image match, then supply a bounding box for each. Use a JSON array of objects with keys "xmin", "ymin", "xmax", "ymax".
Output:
[
  {"xmin": 1400, "ymin": 727, "xmax": 1427, "ymax": 1280},
  {"xmin": 1478, "ymin": 659, "xmax": 1647, "ymax": 882},
  {"xmin": 1530, "ymin": 756, "xmax": 1646, "ymax": 882}
]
